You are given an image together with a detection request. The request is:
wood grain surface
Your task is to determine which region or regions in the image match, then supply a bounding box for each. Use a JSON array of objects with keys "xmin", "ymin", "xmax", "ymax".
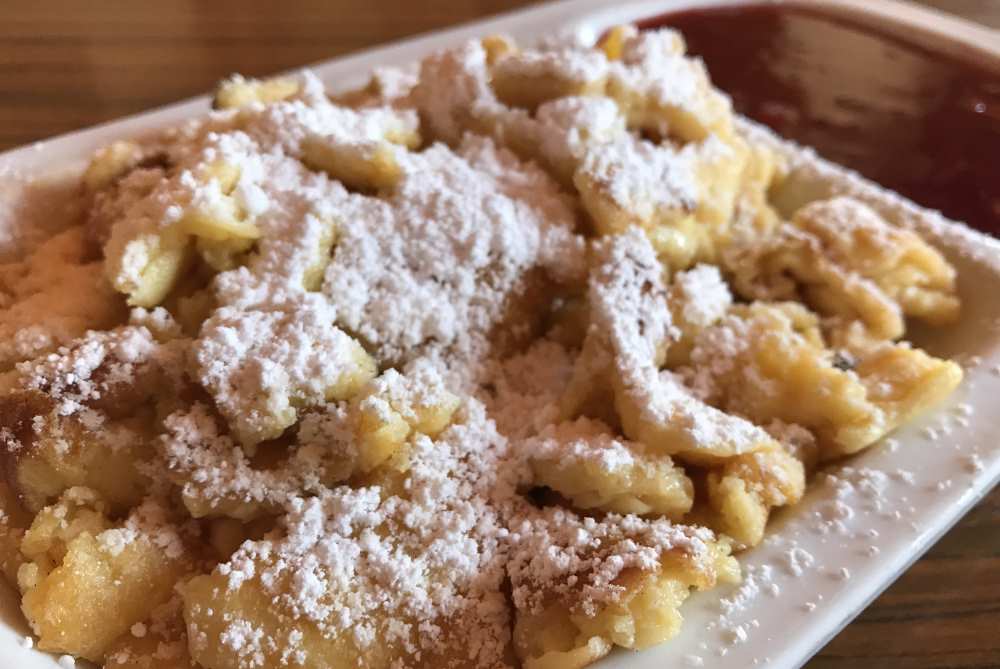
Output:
[{"xmin": 1, "ymin": 2, "xmax": 998, "ymax": 667}]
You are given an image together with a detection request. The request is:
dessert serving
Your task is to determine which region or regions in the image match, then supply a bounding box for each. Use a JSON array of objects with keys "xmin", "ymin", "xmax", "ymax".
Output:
[{"xmin": 0, "ymin": 22, "xmax": 966, "ymax": 669}]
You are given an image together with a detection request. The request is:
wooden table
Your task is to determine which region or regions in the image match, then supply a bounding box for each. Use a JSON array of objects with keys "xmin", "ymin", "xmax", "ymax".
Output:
[{"xmin": 1, "ymin": 2, "xmax": 997, "ymax": 667}]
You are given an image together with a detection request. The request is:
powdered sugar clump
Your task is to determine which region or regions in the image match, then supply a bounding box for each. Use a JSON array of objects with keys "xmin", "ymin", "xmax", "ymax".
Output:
[
  {"xmin": 322, "ymin": 135, "xmax": 583, "ymax": 378},
  {"xmin": 194, "ymin": 296, "xmax": 370, "ymax": 445},
  {"xmin": 672, "ymin": 264, "xmax": 733, "ymax": 328}
]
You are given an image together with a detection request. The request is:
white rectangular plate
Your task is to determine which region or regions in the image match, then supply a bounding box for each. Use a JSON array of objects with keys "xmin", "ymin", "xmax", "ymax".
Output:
[{"xmin": 2, "ymin": 1, "xmax": 998, "ymax": 667}]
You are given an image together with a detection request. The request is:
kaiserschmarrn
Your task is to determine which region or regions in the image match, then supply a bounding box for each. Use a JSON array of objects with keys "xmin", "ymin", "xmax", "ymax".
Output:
[{"xmin": 0, "ymin": 24, "xmax": 962, "ymax": 669}]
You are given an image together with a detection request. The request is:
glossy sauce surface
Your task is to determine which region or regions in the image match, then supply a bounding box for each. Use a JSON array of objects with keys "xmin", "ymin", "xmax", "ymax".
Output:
[{"xmin": 641, "ymin": 4, "xmax": 1000, "ymax": 235}]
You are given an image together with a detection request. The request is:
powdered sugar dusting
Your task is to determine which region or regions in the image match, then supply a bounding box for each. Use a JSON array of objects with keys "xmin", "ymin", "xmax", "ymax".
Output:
[{"xmin": 507, "ymin": 507, "xmax": 713, "ymax": 617}]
